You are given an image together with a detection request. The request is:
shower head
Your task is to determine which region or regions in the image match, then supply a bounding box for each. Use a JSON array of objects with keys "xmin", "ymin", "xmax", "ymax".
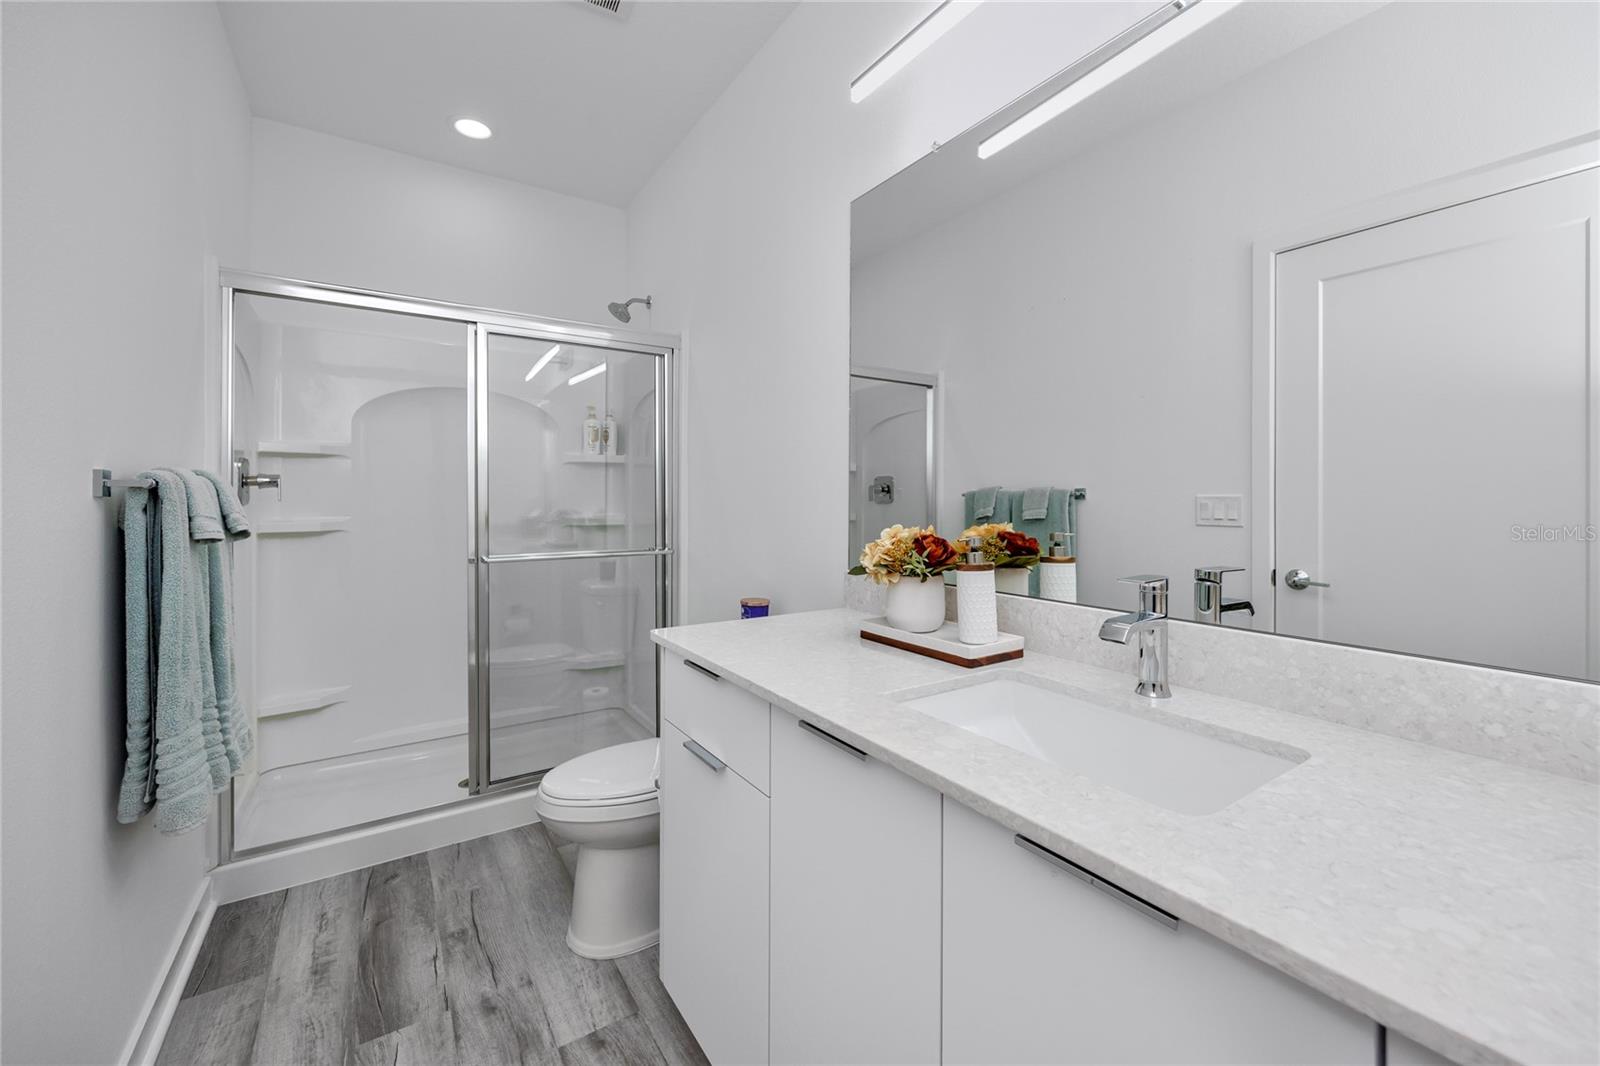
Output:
[{"xmin": 607, "ymin": 295, "xmax": 652, "ymax": 323}]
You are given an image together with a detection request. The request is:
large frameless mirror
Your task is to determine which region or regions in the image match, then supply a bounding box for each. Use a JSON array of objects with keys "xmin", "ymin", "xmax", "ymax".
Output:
[{"xmin": 849, "ymin": 0, "xmax": 1599, "ymax": 681}]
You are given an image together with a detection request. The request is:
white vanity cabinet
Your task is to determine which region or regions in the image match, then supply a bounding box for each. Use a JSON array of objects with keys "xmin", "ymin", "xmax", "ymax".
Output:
[
  {"xmin": 942, "ymin": 798, "xmax": 1378, "ymax": 1065},
  {"xmin": 659, "ymin": 655, "xmax": 771, "ymax": 1066},
  {"xmin": 768, "ymin": 710, "xmax": 942, "ymax": 1065}
]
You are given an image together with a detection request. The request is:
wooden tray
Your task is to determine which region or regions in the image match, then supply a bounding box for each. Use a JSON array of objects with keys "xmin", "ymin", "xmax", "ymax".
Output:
[{"xmin": 859, "ymin": 618, "xmax": 1023, "ymax": 668}]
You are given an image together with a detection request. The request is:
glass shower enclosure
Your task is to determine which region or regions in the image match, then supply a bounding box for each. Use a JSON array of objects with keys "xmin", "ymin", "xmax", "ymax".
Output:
[{"xmin": 221, "ymin": 272, "xmax": 673, "ymax": 856}]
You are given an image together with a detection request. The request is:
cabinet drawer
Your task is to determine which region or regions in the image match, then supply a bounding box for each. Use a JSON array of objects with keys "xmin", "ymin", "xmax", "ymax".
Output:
[
  {"xmin": 660, "ymin": 652, "xmax": 771, "ymax": 794},
  {"xmin": 660, "ymin": 720, "xmax": 769, "ymax": 1065},
  {"xmin": 943, "ymin": 799, "xmax": 1378, "ymax": 1065}
]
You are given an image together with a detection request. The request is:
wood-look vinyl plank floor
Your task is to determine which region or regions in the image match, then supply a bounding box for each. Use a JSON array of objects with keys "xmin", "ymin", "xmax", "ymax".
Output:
[{"xmin": 157, "ymin": 825, "xmax": 706, "ymax": 1066}]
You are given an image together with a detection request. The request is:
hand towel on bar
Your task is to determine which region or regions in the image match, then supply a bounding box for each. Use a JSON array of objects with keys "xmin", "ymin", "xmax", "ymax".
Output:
[
  {"xmin": 963, "ymin": 486, "xmax": 1007, "ymax": 527},
  {"xmin": 1020, "ymin": 486, "xmax": 1052, "ymax": 521},
  {"xmin": 116, "ymin": 469, "xmax": 254, "ymax": 834},
  {"xmin": 197, "ymin": 467, "xmax": 251, "ymax": 539}
]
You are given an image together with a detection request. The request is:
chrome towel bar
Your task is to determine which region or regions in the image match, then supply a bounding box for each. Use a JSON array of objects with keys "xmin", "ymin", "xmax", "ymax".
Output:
[{"xmin": 92, "ymin": 468, "xmax": 156, "ymax": 499}]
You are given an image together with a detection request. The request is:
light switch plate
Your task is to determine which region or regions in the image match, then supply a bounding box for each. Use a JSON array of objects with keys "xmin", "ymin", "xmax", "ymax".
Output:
[{"xmin": 1195, "ymin": 494, "xmax": 1244, "ymax": 527}]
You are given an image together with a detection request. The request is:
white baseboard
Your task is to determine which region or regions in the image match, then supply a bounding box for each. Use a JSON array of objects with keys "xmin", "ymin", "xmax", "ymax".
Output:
[
  {"xmin": 120, "ymin": 877, "xmax": 217, "ymax": 1066},
  {"xmin": 212, "ymin": 786, "xmax": 542, "ymax": 904}
]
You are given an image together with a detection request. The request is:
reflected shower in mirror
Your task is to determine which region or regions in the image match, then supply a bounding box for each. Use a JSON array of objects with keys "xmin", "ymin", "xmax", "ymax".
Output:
[{"xmin": 849, "ymin": 0, "xmax": 1599, "ymax": 680}]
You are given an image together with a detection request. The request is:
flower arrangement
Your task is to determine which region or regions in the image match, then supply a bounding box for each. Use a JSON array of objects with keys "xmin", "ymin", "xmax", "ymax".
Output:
[
  {"xmin": 959, "ymin": 523, "xmax": 1041, "ymax": 568},
  {"xmin": 849, "ymin": 525, "xmax": 958, "ymax": 584}
]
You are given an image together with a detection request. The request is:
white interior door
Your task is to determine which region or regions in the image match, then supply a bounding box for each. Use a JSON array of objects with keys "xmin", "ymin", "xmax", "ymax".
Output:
[{"xmin": 1275, "ymin": 167, "xmax": 1598, "ymax": 680}]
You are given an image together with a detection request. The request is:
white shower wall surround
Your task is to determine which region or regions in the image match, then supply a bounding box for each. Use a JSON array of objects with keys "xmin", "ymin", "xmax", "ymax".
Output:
[{"xmin": 843, "ymin": 576, "xmax": 1599, "ymax": 781}]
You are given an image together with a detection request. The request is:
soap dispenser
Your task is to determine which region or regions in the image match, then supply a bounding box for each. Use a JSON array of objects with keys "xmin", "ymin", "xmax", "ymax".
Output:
[
  {"xmin": 582, "ymin": 405, "xmax": 602, "ymax": 455},
  {"xmin": 956, "ymin": 535, "xmax": 998, "ymax": 645},
  {"xmin": 1039, "ymin": 532, "xmax": 1078, "ymax": 602}
]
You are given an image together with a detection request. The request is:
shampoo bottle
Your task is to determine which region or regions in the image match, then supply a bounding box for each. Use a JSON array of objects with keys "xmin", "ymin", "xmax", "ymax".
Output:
[
  {"xmin": 602, "ymin": 411, "xmax": 619, "ymax": 456},
  {"xmin": 583, "ymin": 405, "xmax": 602, "ymax": 455},
  {"xmin": 956, "ymin": 535, "xmax": 998, "ymax": 645},
  {"xmin": 1039, "ymin": 532, "xmax": 1078, "ymax": 603}
]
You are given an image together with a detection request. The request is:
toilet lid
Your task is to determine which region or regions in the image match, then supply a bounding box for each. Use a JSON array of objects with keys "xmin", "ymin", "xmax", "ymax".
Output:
[{"xmin": 540, "ymin": 738, "xmax": 660, "ymax": 803}]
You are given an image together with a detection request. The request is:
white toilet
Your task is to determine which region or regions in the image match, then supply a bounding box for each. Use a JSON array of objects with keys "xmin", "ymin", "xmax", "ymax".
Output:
[{"xmin": 535, "ymin": 737, "xmax": 661, "ymax": 959}]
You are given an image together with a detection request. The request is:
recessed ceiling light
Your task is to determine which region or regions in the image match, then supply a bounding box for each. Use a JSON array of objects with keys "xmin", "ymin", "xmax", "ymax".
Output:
[{"xmin": 453, "ymin": 118, "xmax": 493, "ymax": 140}]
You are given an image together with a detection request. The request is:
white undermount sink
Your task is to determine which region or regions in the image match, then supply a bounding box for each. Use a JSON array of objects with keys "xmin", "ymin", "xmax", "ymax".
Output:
[{"xmin": 901, "ymin": 675, "xmax": 1303, "ymax": 815}]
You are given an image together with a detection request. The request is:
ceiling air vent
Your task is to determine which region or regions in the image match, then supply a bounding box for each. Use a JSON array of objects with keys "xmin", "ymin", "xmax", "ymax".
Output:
[{"xmin": 580, "ymin": 0, "xmax": 625, "ymax": 17}]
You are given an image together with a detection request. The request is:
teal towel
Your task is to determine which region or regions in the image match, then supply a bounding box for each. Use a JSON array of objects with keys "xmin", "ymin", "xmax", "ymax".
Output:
[
  {"xmin": 117, "ymin": 469, "xmax": 254, "ymax": 834},
  {"xmin": 176, "ymin": 468, "xmax": 225, "ymax": 541},
  {"xmin": 197, "ymin": 468, "xmax": 251, "ymax": 539},
  {"xmin": 963, "ymin": 487, "xmax": 1010, "ymax": 528},
  {"xmin": 1020, "ymin": 486, "xmax": 1051, "ymax": 521}
]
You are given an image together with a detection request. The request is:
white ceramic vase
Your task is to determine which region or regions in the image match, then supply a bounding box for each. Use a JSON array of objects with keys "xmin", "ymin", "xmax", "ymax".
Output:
[
  {"xmin": 995, "ymin": 567, "xmax": 1033, "ymax": 597},
  {"xmin": 885, "ymin": 577, "xmax": 946, "ymax": 633}
]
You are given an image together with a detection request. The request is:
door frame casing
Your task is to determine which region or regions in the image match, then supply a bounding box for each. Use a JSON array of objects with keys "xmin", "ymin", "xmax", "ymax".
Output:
[
  {"xmin": 215, "ymin": 269, "xmax": 679, "ymax": 862},
  {"xmin": 1250, "ymin": 134, "xmax": 1599, "ymax": 657}
]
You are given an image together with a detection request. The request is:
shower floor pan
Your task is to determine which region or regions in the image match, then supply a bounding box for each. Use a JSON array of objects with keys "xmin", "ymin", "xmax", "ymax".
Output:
[{"xmin": 233, "ymin": 706, "xmax": 650, "ymax": 851}]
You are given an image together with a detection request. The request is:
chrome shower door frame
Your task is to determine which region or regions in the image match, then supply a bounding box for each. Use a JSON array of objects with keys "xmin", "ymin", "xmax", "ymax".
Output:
[
  {"xmin": 469, "ymin": 321, "xmax": 675, "ymax": 796},
  {"xmin": 216, "ymin": 270, "xmax": 677, "ymax": 861}
]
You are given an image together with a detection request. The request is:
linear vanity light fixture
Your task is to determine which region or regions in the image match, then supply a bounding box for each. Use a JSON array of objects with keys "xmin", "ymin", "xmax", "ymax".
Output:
[
  {"xmin": 568, "ymin": 362, "xmax": 607, "ymax": 387},
  {"xmin": 851, "ymin": 1, "xmax": 982, "ymax": 103},
  {"xmin": 977, "ymin": 0, "xmax": 1239, "ymax": 159},
  {"xmin": 525, "ymin": 345, "xmax": 561, "ymax": 382}
]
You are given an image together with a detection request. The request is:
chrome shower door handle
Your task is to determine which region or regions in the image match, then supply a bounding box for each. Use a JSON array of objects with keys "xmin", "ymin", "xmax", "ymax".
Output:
[{"xmin": 1283, "ymin": 568, "xmax": 1330, "ymax": 590}]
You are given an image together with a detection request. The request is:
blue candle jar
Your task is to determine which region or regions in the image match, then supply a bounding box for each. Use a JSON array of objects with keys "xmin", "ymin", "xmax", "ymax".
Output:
[{"xmin": 740, "ymin": 597, "xmax": 770, "ymax": 619}]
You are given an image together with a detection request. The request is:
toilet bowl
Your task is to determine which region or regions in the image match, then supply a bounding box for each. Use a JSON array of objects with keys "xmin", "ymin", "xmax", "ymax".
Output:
[{"xmin": 535, "ymin": 737, "xmax": 660, "ymax": 959}]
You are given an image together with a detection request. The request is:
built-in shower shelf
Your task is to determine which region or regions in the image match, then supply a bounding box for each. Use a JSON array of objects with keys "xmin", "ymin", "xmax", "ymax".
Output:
[
  {"xmin": 257, "ymin": 516, "xmax": 352, "ymax": 535},
  {"xmin": 563, "ymin": 452, "xmax": 627, "ymax": 465},
  {"xmin": 257, "ymin": 440, "xmax": 351, "ymax": 458},
  {"xmin": 560, "ymin": 514, "xmax": 625, "ymax": 528},
  {"xmin": 258, "ymin": 685, "xmax": 351, "ymax": 720}
]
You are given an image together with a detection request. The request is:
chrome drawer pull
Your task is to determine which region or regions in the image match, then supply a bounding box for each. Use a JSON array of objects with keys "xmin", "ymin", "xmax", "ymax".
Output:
[
  {"xmin": 684, "ymin": 659, "xmax": 722, "ymax": 682},
  {"xmin": 1014, "ymin": 834, "xmax": 1179, "ymax": 930},
  {"xmin": 682, "ymin": 738, "xmax": 726, "ymax": 773},
  {"xmin": 797, "ymin": 718, "xmax": 868, "ymax": 761}
]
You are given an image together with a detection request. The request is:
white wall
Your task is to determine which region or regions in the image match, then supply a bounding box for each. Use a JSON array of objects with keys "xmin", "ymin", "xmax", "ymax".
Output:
[
  {"xmin": 0, "ymin": 3, "xmax": 254, "ymax": 1062},
  {"xmin": 625, "ymin": 1, "xmax": 1164, "ymax": 622},
  {"xmin": 851, "ymin": 0, "xmax": 1600, "ymax": 611},
  {"xmin": 250, "ymin": 118, "xmax": 628, "ymax": 322}
]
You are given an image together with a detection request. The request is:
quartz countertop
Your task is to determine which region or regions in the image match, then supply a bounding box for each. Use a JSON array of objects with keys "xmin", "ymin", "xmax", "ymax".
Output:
[{"xmin": 652, "ymin": 609, "xmax": 1598, "ymax": 1066}]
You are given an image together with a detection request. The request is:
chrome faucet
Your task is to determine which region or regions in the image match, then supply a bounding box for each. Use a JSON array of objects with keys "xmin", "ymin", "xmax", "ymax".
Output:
[
  {"xmin": 1193, "ymin": 566, "xmax": 1255, "ymax": 625},
  {"xmin": 1098, "ymin": 575, "xmax": 1171, "ymax": 698}
]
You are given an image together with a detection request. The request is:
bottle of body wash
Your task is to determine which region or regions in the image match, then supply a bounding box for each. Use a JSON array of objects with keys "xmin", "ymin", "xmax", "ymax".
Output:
[
  {"xmin": 1038, "ymin": 532, "xmax": 1078, "ymax": 602},
  {"xmin": 956, "ymin": 535, "xmax": 998, "ymax": 645},
  {"xmin": 602, "ymin": 411, "xmax": 619, "ymax": 456},
  {"xmin": 582, "ymin": 405, "xmax": 602, "ymax": 455}
]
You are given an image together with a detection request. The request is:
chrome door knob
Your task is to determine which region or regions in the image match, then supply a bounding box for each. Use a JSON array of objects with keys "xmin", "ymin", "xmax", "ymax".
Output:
[{"xmin": 1283, "ymin": 568, "xmax": 1330, "ymax": 591}]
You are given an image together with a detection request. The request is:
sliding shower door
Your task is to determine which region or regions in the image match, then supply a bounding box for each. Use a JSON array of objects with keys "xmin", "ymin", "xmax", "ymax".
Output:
[
  {"xmin": 473, "ymin": 329, "xmax": 668, "ymax": 789},
  {"xmin": 223, "ymin": 272, "xmax": 674, "ymax": 856}
]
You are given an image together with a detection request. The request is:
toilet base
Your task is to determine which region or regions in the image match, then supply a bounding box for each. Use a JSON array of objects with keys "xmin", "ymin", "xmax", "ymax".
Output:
[{"xmin": 567, "ymin": 841, "xmax": 660, "ymax": 959}]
